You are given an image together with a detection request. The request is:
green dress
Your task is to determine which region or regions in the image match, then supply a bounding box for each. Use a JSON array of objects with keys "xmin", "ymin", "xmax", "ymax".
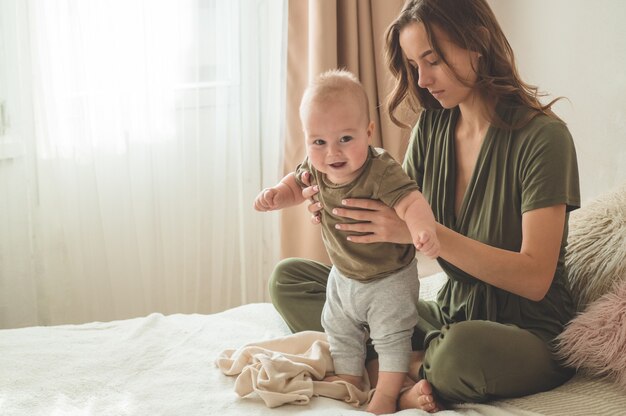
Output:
[{"xmin": 404, "ymin": 102, "xmax": 580, "ymax": 345}]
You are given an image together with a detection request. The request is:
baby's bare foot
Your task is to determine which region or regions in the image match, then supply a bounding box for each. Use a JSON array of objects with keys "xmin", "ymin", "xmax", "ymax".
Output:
[
  {"xmin": 367, "ymin": 390, "xmax": 397, "ymax": 415},
  {"xmin": 398, "ymin": 379, "xmax": 443, "ymax": 413}
]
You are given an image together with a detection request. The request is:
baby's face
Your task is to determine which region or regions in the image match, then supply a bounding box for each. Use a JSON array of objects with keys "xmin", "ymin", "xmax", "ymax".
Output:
[{"xmin": 302, "ymin": 95, "xmax": 373, "ymax": 185}]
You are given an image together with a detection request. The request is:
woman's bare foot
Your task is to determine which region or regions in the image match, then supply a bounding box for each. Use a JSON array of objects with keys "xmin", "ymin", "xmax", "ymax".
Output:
[{"xmin": 398, "ymin": 379, "xmax": 444, "ymax": 413}]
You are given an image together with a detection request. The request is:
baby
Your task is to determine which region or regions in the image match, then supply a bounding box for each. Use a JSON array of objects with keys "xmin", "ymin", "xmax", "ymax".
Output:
[{"xmin": 254, "ymin": 69, "xmax": 439, "ymax": 414}]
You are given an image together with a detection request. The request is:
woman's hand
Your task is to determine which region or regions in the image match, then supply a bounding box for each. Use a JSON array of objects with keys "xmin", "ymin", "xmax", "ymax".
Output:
[
  {"xmin": 333, "ymin": 198, "xmax": 413, "ymax": 244},
  {"xmin": 301, "ymin": 171, "xmax": 323, "ymax": 224},
  {"xmin": 300, "ymin": 171, "xmax": 412, "ymax": 244}
]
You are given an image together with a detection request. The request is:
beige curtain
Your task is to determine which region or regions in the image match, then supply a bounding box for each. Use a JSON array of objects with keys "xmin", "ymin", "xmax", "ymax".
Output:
[{"xmin": 281, "ymin": 0, "xmax": 412, "ymax": 262}]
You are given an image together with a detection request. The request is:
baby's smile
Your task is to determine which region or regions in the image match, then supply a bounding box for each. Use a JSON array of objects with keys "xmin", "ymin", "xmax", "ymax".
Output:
[{"xmin": 329, "ymin": 162, "xmax": 347, "ymax": 168}]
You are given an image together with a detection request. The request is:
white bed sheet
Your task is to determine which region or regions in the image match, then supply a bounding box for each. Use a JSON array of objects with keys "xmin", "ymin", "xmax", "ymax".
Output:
[{"xmin": 1, "ymin": 273, "xmax": 625, "ymax": 416}]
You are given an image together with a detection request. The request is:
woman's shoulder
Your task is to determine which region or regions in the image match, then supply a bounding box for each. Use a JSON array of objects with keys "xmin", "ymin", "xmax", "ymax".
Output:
[
  {"xmin": 496, "ymin": 108, "xmax": 577, "ymax": 172},
  {"xmin": 497, "ymin": 103, "xmax": 573, "ymax": 147},
  {"xmin": 518, "ymin": 113, "xmax": 573, "ymax": 147},
  {"xmin": 500, "ymin": 102, "xmax": 569, "ymax": 134}
]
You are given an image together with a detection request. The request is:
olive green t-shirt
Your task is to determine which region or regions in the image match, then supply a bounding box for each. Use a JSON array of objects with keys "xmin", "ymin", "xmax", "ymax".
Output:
[
  {"xmin": 295, "ymin": 146, "xmax": 419, "ymax": 281},
  {"xmin": 404, "ymin": 102, "xmax": 580, "ymax": 341}
]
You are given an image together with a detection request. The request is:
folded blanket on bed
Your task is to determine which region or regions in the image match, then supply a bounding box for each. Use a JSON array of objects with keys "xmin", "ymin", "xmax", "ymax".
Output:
[{"xmin": 215, "ymin": 330, "xmax": 372, "ymax": 408}]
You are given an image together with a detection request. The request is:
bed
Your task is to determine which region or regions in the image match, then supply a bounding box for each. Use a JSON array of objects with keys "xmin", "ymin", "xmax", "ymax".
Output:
[
  {"xmin": 0, "ymin": 271, "xmax": 624, "ymax": 416},
  {"xmin": 2, "ymin": 184, "xmax": 625, "ymax": 416}
]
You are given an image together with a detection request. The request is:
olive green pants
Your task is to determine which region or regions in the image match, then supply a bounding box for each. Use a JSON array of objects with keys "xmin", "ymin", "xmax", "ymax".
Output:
[{"xmin": 268, "ymin": 257, "xmax": 573, "ymax": 404}]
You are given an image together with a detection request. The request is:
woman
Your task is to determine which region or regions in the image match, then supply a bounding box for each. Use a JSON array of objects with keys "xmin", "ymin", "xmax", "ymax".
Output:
[{"xmin": 269, "ymin": 0, "xmax": 580, "ymax": 412}]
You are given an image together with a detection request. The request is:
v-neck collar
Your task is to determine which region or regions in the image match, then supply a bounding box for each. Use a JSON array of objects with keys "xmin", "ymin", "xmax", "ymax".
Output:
[{"xmin": 447, "ymin": 107, "xmax": 495, "ymax": 231}]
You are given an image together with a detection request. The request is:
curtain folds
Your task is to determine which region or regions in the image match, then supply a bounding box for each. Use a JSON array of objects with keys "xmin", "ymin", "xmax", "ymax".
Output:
[
  {"xmin": 280, "ymin": 0, "xmax": 411, "ymax": 263},
  {"xmin": 0, "ymin": 0, "xmax": 285, "ymax": 328}
]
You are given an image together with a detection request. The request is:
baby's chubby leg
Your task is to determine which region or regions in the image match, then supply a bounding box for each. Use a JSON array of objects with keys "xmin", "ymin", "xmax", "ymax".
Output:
[
  {"xmin": 367, "ymin": 371, "xmax": 406, "ymax": 414},
  {"xmin": 321, "ymin": 267, "xmax": 369, "ymax": 390},
  {"xmin": 364, "ymin": 260, "xmax": 421, "ymax": 414}
]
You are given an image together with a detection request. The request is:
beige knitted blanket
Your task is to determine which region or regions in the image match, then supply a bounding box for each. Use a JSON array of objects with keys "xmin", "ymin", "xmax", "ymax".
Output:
[{"xmin": 215, "ymin": 330, "xmax": 373, "ymax": 408}]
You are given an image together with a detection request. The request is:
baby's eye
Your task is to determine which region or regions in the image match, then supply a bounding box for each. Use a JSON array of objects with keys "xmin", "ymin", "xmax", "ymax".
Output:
[
  {"xmin": 427, "ymin": 59, "xmax": 440, "ymax": 66},
  {"xmin": 340, "ymin": 136, "xmax": 353, "ymax": 143},
  {"xmin": 313, "ymin": 139, "xmax": 326, "ymax": 145}
]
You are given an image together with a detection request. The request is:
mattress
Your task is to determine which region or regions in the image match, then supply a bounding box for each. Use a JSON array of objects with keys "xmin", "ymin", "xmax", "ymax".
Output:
[{"xmin": 1, "ymin": 272, "xmax": 624, "ymax": 416}]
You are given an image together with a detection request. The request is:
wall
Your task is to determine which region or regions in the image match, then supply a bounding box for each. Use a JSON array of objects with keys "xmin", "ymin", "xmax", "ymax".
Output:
[{"xmin": 488, "ymin": 0, "xmax": 626, "ymax": 203}]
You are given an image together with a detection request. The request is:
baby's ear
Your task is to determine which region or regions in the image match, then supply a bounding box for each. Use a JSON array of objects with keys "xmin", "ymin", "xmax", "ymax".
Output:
[{"xmin": 367, "ymin": 121, "xmax": 375, "ymax": 138}]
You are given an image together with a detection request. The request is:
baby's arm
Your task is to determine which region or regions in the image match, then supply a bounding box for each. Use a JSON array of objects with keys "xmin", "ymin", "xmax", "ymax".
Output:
[
  {"xmin": 253, "ymin": 172, "xmax": 306, "ymax": 211},
  {"xmin": 394, "ymin": 191, "xmax": 440, "ymax": 258}
]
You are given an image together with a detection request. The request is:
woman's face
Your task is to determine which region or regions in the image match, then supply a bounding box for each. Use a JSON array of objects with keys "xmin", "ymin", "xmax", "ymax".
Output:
[{"xmin": 399, "ymin": 21, "xmax": 481, "ymax": 109}]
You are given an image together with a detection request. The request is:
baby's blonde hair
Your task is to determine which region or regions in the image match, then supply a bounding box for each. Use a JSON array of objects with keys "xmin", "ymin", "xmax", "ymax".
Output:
[{"xmin": 299, "ymin": 69, "xmax": 370, "ymax": 124}]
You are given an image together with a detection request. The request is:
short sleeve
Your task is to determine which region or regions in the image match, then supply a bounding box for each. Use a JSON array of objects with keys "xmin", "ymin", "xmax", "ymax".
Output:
[
  {"xmin": 519, "ymin": 121, "xmax": 580, "ymax": 213},
  {"xmin": 377, "ymin": 156, "xmax": 419, "ymax": 208},
  {"xmin": 293, "ymin": 157, "xmax": 313, "ymax": 189}
]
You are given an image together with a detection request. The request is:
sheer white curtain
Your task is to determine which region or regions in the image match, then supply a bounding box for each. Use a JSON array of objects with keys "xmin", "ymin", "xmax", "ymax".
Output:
[{"xmin": 0, "ymin": 0, "xmax": 284, "ymax": 328}]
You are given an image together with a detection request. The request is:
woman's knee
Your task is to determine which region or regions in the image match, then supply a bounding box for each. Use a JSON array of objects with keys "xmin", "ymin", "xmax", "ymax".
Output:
[
  {"xmin": 268, "ymin": 257, "xmax": 329, "ymax": 306},
  {"xmin": 423, "ymin": 320, "xmax": 568, "ymax": 403},
  {"xmin": 268, "ymin": 258, "xmax": 297, "ymax": 302},
  {"xmin": 422, "ymin": 321, "xmax": 496, "ymax": 403},
  {"xmin": 267, "ymin": 257, "xmax": 329, "ymax": 333},
  {"xmin": 425, "ymin": 322, "xmax": 486, "ymax": 375}
]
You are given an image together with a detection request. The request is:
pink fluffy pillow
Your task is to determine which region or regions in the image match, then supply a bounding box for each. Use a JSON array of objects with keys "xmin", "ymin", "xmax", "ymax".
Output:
[{"xmin": 556, "ymin": 279, "xmax": 626, "ymax": 391}]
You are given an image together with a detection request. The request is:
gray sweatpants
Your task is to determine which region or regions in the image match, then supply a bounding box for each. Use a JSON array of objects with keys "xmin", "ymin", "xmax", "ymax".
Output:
[{"xmin": 321, "ymin": 258, "xmax": 420, "ymax": 376}]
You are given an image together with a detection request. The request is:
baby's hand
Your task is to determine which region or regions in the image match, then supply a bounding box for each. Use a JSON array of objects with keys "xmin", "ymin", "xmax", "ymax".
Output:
[
  {"xmin": 254, "ymin": 188, "xmax": 281, "ymax": 211},
  {"xmin": 414, "ymin": 230, "xmax": 440, "ymax": 259}
]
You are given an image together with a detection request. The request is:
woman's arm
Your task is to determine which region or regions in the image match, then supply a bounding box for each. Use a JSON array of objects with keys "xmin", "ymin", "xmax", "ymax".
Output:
[
  {"xmin": 333, "ymin": 198, "xmax": 566, "ymax": 301},
  {"xmin": 436, "ymin": 204, "xmax": 566, "ymax": 301}
]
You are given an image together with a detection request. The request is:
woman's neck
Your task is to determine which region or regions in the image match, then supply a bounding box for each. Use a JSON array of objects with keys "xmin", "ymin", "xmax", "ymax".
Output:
[{"xmin": 457, "ymin": 94, "xmax": 495, "ymax": 140}]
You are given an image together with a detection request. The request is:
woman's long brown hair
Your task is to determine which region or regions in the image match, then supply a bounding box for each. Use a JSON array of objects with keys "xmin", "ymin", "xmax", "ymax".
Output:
[{"xmin": 385, "ymin": 0, "xmax": 562, "ymax": 129}]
